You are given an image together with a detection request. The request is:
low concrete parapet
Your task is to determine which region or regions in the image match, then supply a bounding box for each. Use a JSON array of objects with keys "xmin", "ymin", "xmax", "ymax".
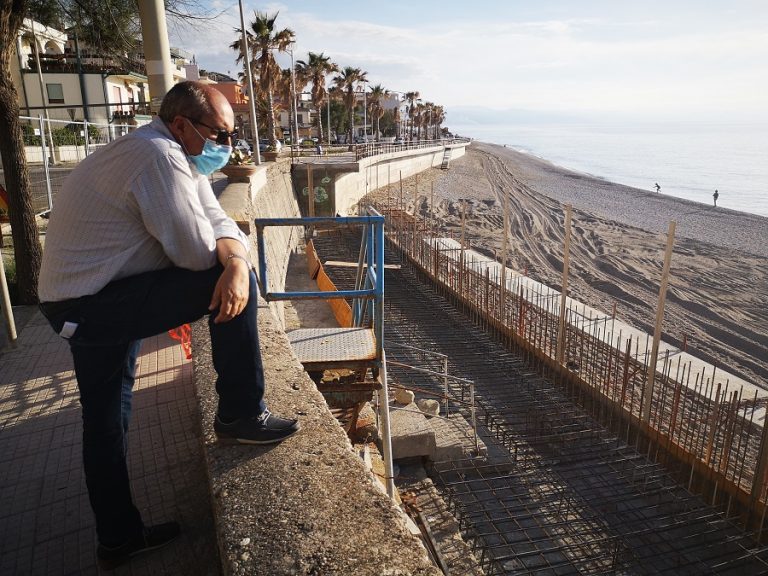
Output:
[{"xmin": 192, "ymin": 163, "xmax": 441, "ymax": 575}]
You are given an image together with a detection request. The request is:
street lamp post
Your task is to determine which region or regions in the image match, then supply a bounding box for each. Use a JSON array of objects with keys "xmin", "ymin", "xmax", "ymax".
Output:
[
  {"xmin": 288, "ymin": 46, "xmax": 299, "ymax": 154},
  {"xmin": 363, "ymin": 81, "xmax": 368, "ymax": 143},
  {"xmin": 238, "ymin": 0, "xmax": 261, "ymax": 164},
  {"xmin": 326, "ymin": 87, "xmax": 331, "ymax": 146}
]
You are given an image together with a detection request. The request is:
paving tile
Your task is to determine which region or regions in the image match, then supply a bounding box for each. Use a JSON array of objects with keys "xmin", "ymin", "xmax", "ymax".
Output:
[{"xmin": 0, "ymin": 312, "xmax": 219, "ymax": 575}]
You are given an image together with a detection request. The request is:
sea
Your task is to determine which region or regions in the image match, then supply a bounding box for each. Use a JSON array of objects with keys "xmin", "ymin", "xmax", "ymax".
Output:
[{"xmin": 451, "ymin": 121, "xmax": 768, "ymax": 218}]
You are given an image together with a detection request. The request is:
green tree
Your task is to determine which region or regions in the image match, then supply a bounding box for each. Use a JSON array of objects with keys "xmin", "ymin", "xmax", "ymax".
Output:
[
  {"xmin": 431, "ymin": 104, "xmax": 445, "ymax": 140},
  {"xmin": 379, "ymin": 109, "xmax": 397, "ymax": 137},
  {"xmin": 327, "ymin": 86, "xmax": 347, "ymax": 142},
  {"xmin": 332, "ymin": 66, "xmax": 367, "ymax": 150},
  {"xmin": 366, "ymin": 84, "xmax": 388, "ymax": 142},
  {"xmin": 0, "ymin": 0, "xmax": 42, "ymax": 303},
  {"xmin": 295, "ymin": 52, "xmax": 337, "ymax": 143},
  {"xmin": 231, "ymin": 11, "xmax": 294, "ymax": 146},
  {"xmin": 404, "ymin": 91, "xmax": 420, "ymax": 141}
]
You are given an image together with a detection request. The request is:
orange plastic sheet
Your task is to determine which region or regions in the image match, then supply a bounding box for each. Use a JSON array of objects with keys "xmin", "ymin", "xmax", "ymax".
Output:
[
  {"xmin": 305, "ymin": 239, "xmax": 321, "ymax": 280},
  {"xmin": 168, "ymin": 324, "xmax": 192, "ymax": 359},
  {"xmin": 316, "ymin": 266, "xmax": 353, "ymax": 328}
]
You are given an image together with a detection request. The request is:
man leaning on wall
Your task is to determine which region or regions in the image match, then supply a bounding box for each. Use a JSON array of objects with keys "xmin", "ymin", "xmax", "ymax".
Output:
[{"xmin": 38, "ymin": 81, "xmax": 300, "ymax": 570}]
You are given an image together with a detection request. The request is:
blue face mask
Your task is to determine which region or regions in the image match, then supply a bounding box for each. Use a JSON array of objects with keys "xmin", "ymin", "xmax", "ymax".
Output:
[{"xmin": 186, "ymin": 121, "xmax": 232, "ymax": 175}]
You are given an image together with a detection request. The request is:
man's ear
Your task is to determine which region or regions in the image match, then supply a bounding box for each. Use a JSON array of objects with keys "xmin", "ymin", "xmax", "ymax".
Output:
[{"xmin": 167, "ymin": 115, "xmax": 188, "ymax": 140}]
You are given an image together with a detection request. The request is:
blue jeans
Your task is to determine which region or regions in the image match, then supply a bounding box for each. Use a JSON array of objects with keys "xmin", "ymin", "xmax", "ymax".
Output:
[{"xmin": 40, "ymin": 265, "xmax": 266, "ymax": 546}]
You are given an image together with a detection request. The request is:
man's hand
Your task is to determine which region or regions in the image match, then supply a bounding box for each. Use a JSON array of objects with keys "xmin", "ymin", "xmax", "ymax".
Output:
[{"xmin": 209, "ymin": 257, "xmax": 250, "ymax": 323}]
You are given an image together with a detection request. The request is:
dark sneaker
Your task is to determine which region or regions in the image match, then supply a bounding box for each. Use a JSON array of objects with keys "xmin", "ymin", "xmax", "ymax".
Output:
[
  {"xmin": 96, "ymin": 521, "xmax": 180, "ymax": 570},
  {"xmin": 214, "ymin": 409, "xmax": 300, "ymax": 444}
]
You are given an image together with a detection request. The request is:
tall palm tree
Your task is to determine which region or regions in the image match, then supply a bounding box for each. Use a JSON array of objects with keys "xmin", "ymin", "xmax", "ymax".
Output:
[
  {"xmin": 275, "ymin": 67, "xmax": 293, "ymax": 139},
  {"xmin": 404, "ymin": 91, "xmax": 420, "ymax": 140},
  {"xmin": 366, "ymin": 84, "xmax": 389, "ymax": 141},
  {"xmin": 230, "ymin": 11, "xmax": 294, "ymax": 146},
  {"xmin": 327, "ymin": 85, "xmax": 344, "ymax": 143},
  {"xmin": 431, "ymin": 104, "xmax": 445, "ymax": 140},
  {"xmin": 295, "ymin": 52, "xmax": 338, "ymax": 143},
  {"xmin": 423, "ymin": 101, "xmax": 435, "ymax": 140},
  {"xmin": 333, "ymin": 66, "xmax": 367, "ymax": 150},
  {"xmin": 413, "ymin": 102, "xmax": 426, "ymax": 140}
]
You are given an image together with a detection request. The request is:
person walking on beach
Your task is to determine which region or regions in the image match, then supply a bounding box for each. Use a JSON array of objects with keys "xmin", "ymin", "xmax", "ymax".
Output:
[
  {"xmin": 38, "ymin": 81, "xmax": 300, "ymax": 570},
  {"xmin": 655, "ymin": 182, "xmax": 661, "ymax": 193},
  {"xmin": 713, "ymin": 189, "xmax": 719, "ymax": 207}
]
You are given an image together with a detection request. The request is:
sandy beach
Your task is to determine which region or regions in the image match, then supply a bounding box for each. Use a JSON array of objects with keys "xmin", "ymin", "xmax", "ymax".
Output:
[{"xmin": 367, "ymin": 142, "xmax": 768, "ymax": 389}]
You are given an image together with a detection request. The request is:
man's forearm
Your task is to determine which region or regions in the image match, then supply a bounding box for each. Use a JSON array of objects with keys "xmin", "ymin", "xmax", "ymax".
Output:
[{"xmin": 215, "ymin": 238, "xmax": 250, "ymax": 268}]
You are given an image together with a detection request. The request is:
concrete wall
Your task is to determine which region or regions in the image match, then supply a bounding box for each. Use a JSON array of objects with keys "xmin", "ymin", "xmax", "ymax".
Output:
[
  {"xmin": 334, "ymin": 144, "xmax": 467, "ymax": 215},
  {"xmin": 194, "ymin": 157, "xmax": 442, "ymax": 574}
]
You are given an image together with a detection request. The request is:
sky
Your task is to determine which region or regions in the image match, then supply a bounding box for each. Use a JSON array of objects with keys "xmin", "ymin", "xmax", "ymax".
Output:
[{"xmin": 167, "ymin": 1, "xmax": 768, "ymax": 125}]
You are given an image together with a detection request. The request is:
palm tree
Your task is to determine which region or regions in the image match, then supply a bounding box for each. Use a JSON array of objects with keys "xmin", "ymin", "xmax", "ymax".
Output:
[
  {"xmin": 414, "ymin": 102, "xmax": 426, "ymax": 140},
  {"xmin": 423, "ymin": 101, "xmax": 435, "ymax": 140},
  {"xmin": 366, "ymin": 84, "xmax": 389, "ymax": 141},
  {"xmin": 295, "ymin": 52, "xmax": 338, "ymax": 144},
  {"xmin": 431, "ymin": 104, "xmax": 445, "ymax": 140},
  {"xmin": 333, "ymin": 66, "xmax": 367, "ymax": 150},
  {"xmin": 404, "ymin": 91, "xmax": 420, "ymax": 140},
  {"xmin": 275, "ymin": 67, "xmax": 293, "ymax": 140},
  {"xmin": 327, "ymin": 85, "xmax": 345, "ymax": 143},
  {"xmin": 230, "ymin": 11, "xmax": 294, "ymax": 147}
]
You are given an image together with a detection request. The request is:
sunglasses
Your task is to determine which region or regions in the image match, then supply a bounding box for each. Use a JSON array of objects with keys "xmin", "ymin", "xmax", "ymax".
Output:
[{"xmin": 186, "ymin": 117, "xmax": 238, "ymax": 145}]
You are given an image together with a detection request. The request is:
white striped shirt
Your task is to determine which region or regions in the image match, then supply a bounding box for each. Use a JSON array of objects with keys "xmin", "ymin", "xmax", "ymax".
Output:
[{"xmin": 39, "ymin": 117, "xmax": 247, "ymax": 302}]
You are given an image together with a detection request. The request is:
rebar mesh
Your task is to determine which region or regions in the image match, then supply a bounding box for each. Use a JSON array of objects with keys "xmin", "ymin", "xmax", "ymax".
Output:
[{"xmin": 312, "ymin": 228, "xmax": 768, "ymax": 575}]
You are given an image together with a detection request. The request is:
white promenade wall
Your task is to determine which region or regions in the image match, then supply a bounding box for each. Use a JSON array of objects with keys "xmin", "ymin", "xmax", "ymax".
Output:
[{"xmin": 334, "ymin": 144, "xmax": 467, "ymax": 215}]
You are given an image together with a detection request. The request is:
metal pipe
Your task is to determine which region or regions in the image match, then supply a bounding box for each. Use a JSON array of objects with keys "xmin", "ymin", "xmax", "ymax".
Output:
[
  {"xmin": 38, "ymin": 115, "xmax": 53, "ymax": 211},
  {"xmin": 0, "ymin": 246, "xmax": 17, "ymax": 344},
  {"xmin": 378, "ymin": 349, "xmax": 395, "ymax": 498}
]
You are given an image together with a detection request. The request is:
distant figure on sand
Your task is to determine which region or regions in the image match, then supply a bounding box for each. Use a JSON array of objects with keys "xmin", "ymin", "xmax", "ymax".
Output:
[
  {"xmin": 713, "ymin": 189, "xmax": 719, "ymax": 207},
  {"xmin": 655, "ymin": 183, "xmax": 661, "ymax": 193}
]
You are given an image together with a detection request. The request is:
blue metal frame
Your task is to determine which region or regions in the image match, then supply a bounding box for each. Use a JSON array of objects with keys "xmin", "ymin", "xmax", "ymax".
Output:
[{"xmin": 253, "ymin": 208, "xmax": 385, "ymax": 362}]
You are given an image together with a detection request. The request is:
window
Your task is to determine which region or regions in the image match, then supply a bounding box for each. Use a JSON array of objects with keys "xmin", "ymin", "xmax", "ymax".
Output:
[{"xmin": 46, "ymin": 83, "xmax": 64, "ymax": 104}]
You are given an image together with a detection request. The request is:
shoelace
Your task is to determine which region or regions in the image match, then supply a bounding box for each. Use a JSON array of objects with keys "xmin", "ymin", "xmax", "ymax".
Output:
[{"xmin": 256, "ymin": 409, "xmax": 271, "ymax": 425}]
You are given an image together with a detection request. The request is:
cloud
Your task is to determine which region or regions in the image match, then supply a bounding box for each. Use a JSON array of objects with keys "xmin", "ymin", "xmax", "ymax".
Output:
[{"xmin": 169, "ymin": 4, "xmax": 768, "ymax": 119}]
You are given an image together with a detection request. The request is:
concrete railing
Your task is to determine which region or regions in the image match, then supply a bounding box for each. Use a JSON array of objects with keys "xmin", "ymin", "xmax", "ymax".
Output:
[{"xmin": 192, "ymin": 158, "xmax": 442, "ymax": 575}]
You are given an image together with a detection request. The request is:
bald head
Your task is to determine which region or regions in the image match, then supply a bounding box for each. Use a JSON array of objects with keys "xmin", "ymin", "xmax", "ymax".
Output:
[
  {"xmin": 161, "ymin": 81, "xmax": 236, "ymax": 156},
  {"xmin": 158, "ymin": 81, "xmax": 234, "ymax": 128}
]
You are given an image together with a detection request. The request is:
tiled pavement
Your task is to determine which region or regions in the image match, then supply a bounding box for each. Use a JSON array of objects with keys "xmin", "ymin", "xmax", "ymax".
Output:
[{"xmin": 0, "ymin": 311, "xmax": 220, "ymax": 575}]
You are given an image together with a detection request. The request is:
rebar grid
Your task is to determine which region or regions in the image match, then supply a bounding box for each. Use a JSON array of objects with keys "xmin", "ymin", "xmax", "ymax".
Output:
[
  {"xmin": 310, "ymin": 228, "xmax": 768, "ymax": 574},
  {"xmin": 379, "ymin": 208, "xmax": 768, "ymax": 505}
]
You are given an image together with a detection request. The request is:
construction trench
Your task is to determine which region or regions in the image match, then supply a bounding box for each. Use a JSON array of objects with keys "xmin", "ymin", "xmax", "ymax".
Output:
[{"xmin": 308, "ymin": 225, "xmax": 768, "ymax": 576}]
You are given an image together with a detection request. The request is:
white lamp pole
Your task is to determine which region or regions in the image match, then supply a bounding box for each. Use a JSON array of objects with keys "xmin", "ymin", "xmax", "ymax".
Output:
[
  {"xmin": 363, "ymin": 81, "xmax": 367, "ymax": 143},
  {"xmin": 289, "ymin": 46, "xmax": 299, "ymax": 152},
  {"xmin": 238, "ymin": 0, "xmax": 261, "ymax": 164},
  {"xmin": 326, "ymin": 87, "xmax": 331, "ymax": 146}
]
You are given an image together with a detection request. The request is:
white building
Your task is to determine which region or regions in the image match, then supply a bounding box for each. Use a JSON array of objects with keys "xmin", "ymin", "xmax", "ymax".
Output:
[{"xmin": 12, "ymin": 19, "xmax": 192, "ymax": 131}]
